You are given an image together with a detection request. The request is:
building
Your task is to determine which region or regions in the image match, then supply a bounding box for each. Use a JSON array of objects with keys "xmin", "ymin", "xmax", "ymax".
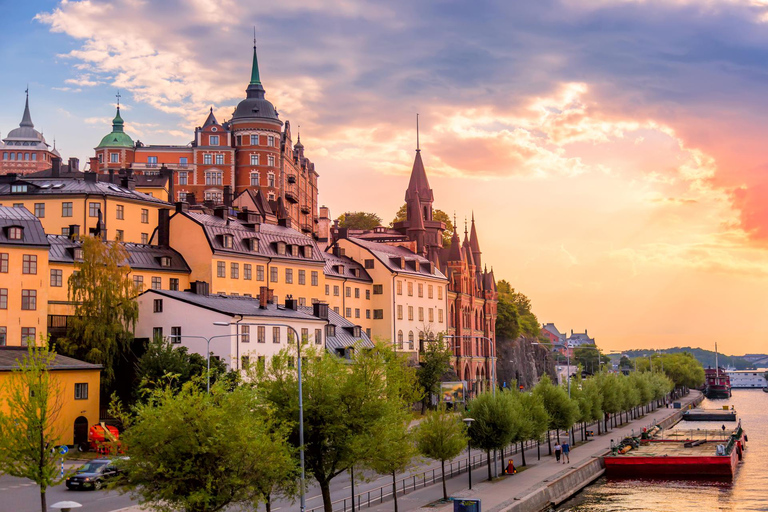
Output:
[
  {"xmin": 567, "ymin": 329, "xmax": 595, "ymax": 348},
  {"xmin": 0, "ymin": 346, "xmax": 101, "ymax": 446},
  {"xmin": 1, "ymin": 92, "xmax": 61, "ymax": 175},
  {"xmin": 725, "ymin": 369, "xmax": 768, "ymax": 389},
  {"xmin": 322, "ymin": 248, "xmax": 373, "ymax": 335},
  {"xmin": 90, "ymin": 44, "xmax": 319, "ymax": 237},
  {"xmin": 541, "ymin": 323, "xmax": 571, "ymax": 356},
  {"xmin": 135, "ymin": 287, "xmax": 373, "ymax": 371}
]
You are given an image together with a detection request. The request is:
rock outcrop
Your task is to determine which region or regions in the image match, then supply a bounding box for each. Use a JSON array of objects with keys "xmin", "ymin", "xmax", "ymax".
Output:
[{"xmin": 496, "ymin": 336, "xmax": 557, "ymax": 390}]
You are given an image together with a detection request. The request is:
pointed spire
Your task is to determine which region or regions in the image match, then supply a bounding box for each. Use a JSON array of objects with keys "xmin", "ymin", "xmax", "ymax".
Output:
[
  {"xmin": 250, "ymin": 29, "xmax": 262, "ymax": 85},
  {"xmin": 203, "ymin": 107, "xmax": 218, "ymax": 127},
  {"xmin": 404, "ymin": 151, "xmax": 434, "ymax": 203},
  {"xmin": 20, "ymin": 86, "xmax": 34, "ymax": 128},
  {"xmin": 416, "ymin": 113, "xmax": 420, "ymax": 152},
  {"xmin": 469, "ymin": 211, "xmax": 482, "ymax": 268},
  {"xmin": 295, "ymin": 124, "xmax": 303, "ymax": 148}
]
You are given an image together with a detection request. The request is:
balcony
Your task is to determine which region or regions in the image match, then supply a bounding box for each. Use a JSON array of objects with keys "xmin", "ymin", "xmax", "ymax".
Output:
[
  {"xmin": 285, "ymin": 189, "xmax": 299, "ymax": 203},
  {"xmin": 131, "ymin": 162, "xmax": 190, "ymax": 170},
  {"xmin": 300, "ymin": 222, "xmax": 313, "ymax": 233},
  {"xmin": 300, "ymin": 204, "xmax": 311, "ymax": 214},
  {"xmin": 287, "ymin": 174, "xmax": 297, "ymax": 184}
]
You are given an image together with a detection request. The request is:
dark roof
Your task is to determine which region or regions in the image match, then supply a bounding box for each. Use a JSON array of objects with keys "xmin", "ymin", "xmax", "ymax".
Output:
[
  {"xmin": 0, "ymin": 347, "xmax": 102, "ymax": 372},
  {"xmin": 0, "ymin": 177, "xmax": 169, "ymax": 205},
  {"xmin": 202, "ymin": 108, "xmax": 219, "ymax": 127},
  {"xmin": 48, "ymin": 235, "xmax": 190, "ymax": 273},
  {"xmin": 0, "ymin": 206, "xmax": 49, "ymax": 247},
  {"xmin": 404, "ymin": 151, "xmax": 433, "ymax": 203},
  {"xmin": 322, "ymin": 251, "xmax": 372, "ymax": 283},
  {"xmin": 298, "ymin": 305, "xmax": 374, "ymax": 351},
  {"xmin": 182, "ymin": 211, "xmax": 324, "ymax": 264},
  {"xmin": 341, "ymin": 237, "xmax": 447, "ymax": 280}
]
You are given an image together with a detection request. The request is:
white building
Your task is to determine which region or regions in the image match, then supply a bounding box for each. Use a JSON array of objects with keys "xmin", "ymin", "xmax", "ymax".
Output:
[
  {"xmin": 135, "ymin": 285, "xmax": 374, "ymax": 371},
  {"xmin": 726, "ymin": 369, "xmax": 768, "ymax": 389}
]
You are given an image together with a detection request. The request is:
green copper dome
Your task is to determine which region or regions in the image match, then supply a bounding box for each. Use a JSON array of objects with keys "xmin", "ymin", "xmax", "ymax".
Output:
[{"xmin": 97, "ymin": 107, "xmax": 134, "ymax": 148}]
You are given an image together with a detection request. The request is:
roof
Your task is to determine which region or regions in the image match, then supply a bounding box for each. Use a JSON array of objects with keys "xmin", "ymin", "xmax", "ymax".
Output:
[
  {"xmin": 0, "ymin": 347, "xmax": 102, "ymax": 372},
  {"xmin": 48, "ymin": 235, "xmax": 190, "ymax": 273},
  {"xmin": 0, "ymin": 176, "xmax": 169, "ymax": 205},
  {"xmin": 0, "ymin": 206, "xmax": 49, "ymax": 247},
  {"xmin": 298, "ymin": 305, "xmax": 374, "ymax": 351},
  {"xmin": 3, "ymin": 93, "xmax": 46, "ymax": 144},
  {"xmin": 322, "ymin": 251, "xmax": 372, "ymax": 283},
  {"xmin": 231, "ymin": 46, "xmax": 281, "ymax": 123},
  {"xmin": 202, "ymin": 108, "xmax": 219, "ymax": 128},
  {"xmin": 341, "ymin": 237, "xmax": 447, "ymax": 280},
  {"xmin": 97, "ymin": 107, "xmax": 134, "ymax": 148},
  {"xmin": 404, "ymin": 151, "xmax": 433, "ymax": 203}
]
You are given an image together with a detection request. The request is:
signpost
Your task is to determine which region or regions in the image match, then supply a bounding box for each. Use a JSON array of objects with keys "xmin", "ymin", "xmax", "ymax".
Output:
[{"xmin": 59, "ymin": 445, "xmax": 68, "ymax": 479}]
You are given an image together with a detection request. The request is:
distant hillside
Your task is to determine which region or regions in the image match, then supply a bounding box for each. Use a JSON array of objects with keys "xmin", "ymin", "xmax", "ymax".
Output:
[{"xmin": 620, "ymin": 347, "xmax": 756, "ymax": 370}]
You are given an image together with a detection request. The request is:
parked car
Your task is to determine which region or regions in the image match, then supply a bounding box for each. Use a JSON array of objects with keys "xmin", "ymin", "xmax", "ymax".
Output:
[{"xmin": 65, "ymin": 458, "xmax": 120, "ymax": 490}]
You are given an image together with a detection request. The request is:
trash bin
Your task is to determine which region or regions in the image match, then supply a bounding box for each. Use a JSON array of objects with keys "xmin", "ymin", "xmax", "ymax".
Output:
[{"xmin": 454, "ymin": 499, "xmax": 481, "ymax": 512}]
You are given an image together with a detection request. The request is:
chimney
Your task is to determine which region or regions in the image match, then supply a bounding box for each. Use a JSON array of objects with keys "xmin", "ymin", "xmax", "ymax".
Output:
[
  {"xmin": 223, "ymin": 185, "xmax": 232, "ymax": 208},
  {"xmin": 84, "ymin": 171, "xmax": 98, "ymax": 183},
  {"xmin": 259, "ymin": 286, "xmax": 274, "ymax": 309},
  {"xmin": 157, "ymin": 209, "xmax": 170, "ymax": 246},
  {"xmin": 278, "ymin": 217, "xmax": 292, "ymax": 229},
  {"xmin": 0, "ymin": 173, "xmax": 18, "ymax": 184},
  {"xmin": 51, "ymin": 157, "xmax": 62, "ymax": 177},
  {"xmin": 187, "ymin": 192, "xmax": 196, "ymax": 205},
  {"xmin": 68, "ymin": 157, "xmax": 80, "ymax": 173},
  {"xmin": 213, "ymin": 206, "xmax": 228, "ymax": 219},
  {"xmin": 89, "ymin": 157, "xmax": 99, "ymax": 173},
  {"xmin": 175, "ymin": 201, "xmax": 189, "ymax": 213},
  {"xmin": 284, "ymin": 295, "xmax": 298, "ymax": 311},
  {"xmin": 120, "ymin": 175, "xmax": 136, "ymax": 190},
  {"xmin": 68, "ymin": 224, "xmax": 80, "ymax": 240},
  {"xmin": 160, "ymin": 165, "xmax": 174, "ymax": 200},
  {"xmin": 313, "ymin": 302, "xmax": 329, "ymax": 320},
  {"xmin": 108, "ymin": 168, "xmax": 116, "ymax": 184},
  {"xmin": 190, "ymin": 281, "xmax": 209, "ymax": 296}
]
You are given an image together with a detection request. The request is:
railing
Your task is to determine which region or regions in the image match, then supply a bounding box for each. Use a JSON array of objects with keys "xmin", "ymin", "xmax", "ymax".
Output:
[
  {"xmin": 130, "ymin": 163, "xmax": 189, "ymax": 170},
  {"xmin": 285, "ymin": 189, "xmax": 299, "ymax": 203}
]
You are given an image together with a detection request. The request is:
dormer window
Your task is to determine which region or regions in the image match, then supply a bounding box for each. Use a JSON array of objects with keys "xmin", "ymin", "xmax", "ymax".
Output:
[
  {"xmin": 73, "ymin": 248, "xmax": 84, "ymax": 261},
  {"xmin": 10, "ymin": 184, "xmax": 27, "ymax": 194},
  {"xmin": 291, "ymin": 245, "xmax": 299, "ymax": 257},
  {"xmin": 351, "ymin": 268, "xmax": 360, "ymax": 278},
  {"xmin": 7, "ymin": 226, "xmax": 23, "ymax": 240},
  {"xmin": 159, "ymin": 256, "xmax": 172, "ymax": 267},
  {"xmin": 247, "ymin": 238, "xmax": 259, "ymax": 252},
  {"xmin": 304, "ymin": 246, "xmax": 313, "ymax": 258},
  {"xmin": 221, "ymin": 234, "xmax": 233, "ymax": 249},
  {"xmin": 325, "ymin": 324, "xmax": 336, "ymax": 338},
  {"xmin": 334, "ymin": 265, "xmax": 344, "ymax": 274},
  {"xmin": 353, "ymin": 326, "xmax": 362, "ymax": 338},
  {"xmin": 276, "ymin": 241, "xmax": 286, "ymax": 255}
]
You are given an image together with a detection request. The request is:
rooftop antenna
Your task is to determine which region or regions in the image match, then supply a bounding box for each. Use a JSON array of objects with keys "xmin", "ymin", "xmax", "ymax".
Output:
[{"xmin": 416, "ymin": 113, "xmax": 420, "ymax": 152}]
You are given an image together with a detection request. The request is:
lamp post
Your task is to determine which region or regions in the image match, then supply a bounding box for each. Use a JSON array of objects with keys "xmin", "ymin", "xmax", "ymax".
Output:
[
  {"xmin": 170, "ymin": 328, "xmax": 241, "ymax": 393},
  {"xmin": 462, "ymin": 417, "xmax": 475, "ymax": 490}
]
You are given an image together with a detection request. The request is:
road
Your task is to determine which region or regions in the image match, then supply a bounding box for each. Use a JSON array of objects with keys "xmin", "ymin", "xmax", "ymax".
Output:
[{"xmin": 0, "ymin": 473, "xmax": 137, "ymax": 512}]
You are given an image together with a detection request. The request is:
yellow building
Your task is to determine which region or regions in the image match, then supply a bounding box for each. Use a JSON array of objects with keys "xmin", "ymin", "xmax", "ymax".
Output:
[
  {"xmin": 0, "ymin": 172, "xmax": 171, "ymax": 245},
  {"xmin": 322, "ymin": 248, "xmax": 374, "ymax": 335},
  {"xmin": 0, "ymin": 347, "xmax": 101, "ymax": 446}
]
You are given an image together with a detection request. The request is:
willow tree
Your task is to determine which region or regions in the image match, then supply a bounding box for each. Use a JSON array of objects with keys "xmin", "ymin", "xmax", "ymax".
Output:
[{"xmin": 61, "ymin": 236, "xmax": 138, "ymax": 382}]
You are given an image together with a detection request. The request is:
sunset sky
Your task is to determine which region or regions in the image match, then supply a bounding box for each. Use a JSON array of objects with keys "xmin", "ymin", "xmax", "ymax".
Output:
[{"xmin": 3, "ymin": 0, "xmax": 768, "ymax": 355}]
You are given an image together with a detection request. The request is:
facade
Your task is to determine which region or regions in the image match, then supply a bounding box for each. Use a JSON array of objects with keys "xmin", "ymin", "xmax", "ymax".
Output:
[
  {"xmin": 1, "ymin": 93, "xmax": 61, "ymax": 175},
  {"xmin": 90, "ymin": 45, "xmax": 319, "ymax": 237},
  {"xmin": 567, "ymin": 329, "xmax": 596, "ymax": 348},
  {"xmin": 725, "ymin": 369, "xmax": 768, "ymax": 388},
  {"xmin": 322, "ymin": 248, "xmax": 373, "ymax": 335},
  {"xmin": 541, "ymin": 323, "xmax": 571, "ymax": 356},
  {"xmin": 135, "ymin": 288, "xmax": 373, "ymax": 371},
  {"xmin": 0, "ymin": 347, "xmax": 101, "ymax": 446}
]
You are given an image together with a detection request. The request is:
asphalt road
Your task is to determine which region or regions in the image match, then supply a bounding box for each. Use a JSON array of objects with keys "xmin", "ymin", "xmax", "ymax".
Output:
[{"xmin": 0, "ymin": 474, "xmax": 137, "ymax": 512}]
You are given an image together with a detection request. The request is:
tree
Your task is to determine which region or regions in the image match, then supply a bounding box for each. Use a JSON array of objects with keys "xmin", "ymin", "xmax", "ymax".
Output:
[
  {"xmin": 366, "ymin": 411, "xmax": 416, "ymax": 512},
  {"xmin": 336, "ymin": 211, "xmax": 383, "ymax": 230},
  {"xmin": 512, "ymin": 390, "xmax": 547, "ymax": 467},
  {"xmin": 114, "ymin": 381, "xmax": 296, "ymax": 512},
  {"xmin": 60, "ymin": 236, "xmax": 138, "ymax": 382},
  {"xmin": 619, "ymin": 355, "xmax": 632, "ymax": 369},
  {"xmin": 391, "ymin": 203, "xmax": 455, "ymax": 246},
  {"xmin": 0, "ymin": 341, "xmax": 67, "ymax": 512},
  {"xmin": 496, "ymin": 280, "xmax": 540, "ymax": 339},
  {"xmin": 416, "ymin": 335, "xmax": 453, "ymax": 413},
  {"xmin": 253, "ymin": 343, "xmax": 415, "ymax": 512},
  {"xmin": 415, "ymin": 407, "xmax": 467, "ymax": 500},
  {"xmin": 532, "ymin": 376, "xmax": 579, "ymax": 446},
  {"xmin": 574, "ymin": 346, "xmax": 609, "ymax": 374},
  {"xmin": 465, "ymin": 391, "xmax": 519, "ymax": 480}
]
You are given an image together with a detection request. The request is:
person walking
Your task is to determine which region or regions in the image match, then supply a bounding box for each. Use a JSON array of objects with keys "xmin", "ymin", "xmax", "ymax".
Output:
[
  {"xmin": 554, "ymin": 442, "xmax": 562, "ymax": 463},
  {"xmin": 562, "ymin": 441, "xmax": 570, "ymax": 464}
]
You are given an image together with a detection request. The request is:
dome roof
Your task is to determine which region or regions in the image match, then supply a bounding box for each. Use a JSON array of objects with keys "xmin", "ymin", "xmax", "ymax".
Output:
[
  {"xmin": 97, "ymin": 107, "xmax": 134, "ymax": 148},
  {"xmin": 231, "ymin": 46, "xmax": 281, "ymax": 124},
  {"xmin": 4, "ymin": 93, "xmax": 47, "ymax": 144}
]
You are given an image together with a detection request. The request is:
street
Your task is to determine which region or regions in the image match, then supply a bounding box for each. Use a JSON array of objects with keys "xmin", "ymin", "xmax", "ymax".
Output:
[{"xmin": 0, "ymin": 473, "xmax": 137, "ymax": 512}]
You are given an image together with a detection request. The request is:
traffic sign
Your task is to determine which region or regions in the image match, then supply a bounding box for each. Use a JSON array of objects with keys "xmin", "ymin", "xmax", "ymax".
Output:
[{"xmin": 59, "ymin": 445, "xmax": 69, "ymax": 455}]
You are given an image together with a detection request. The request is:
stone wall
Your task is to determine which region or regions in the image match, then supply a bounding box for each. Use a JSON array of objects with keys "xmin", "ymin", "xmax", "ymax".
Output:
[{"xmin": 496, "ymin": 336, "xmax": 557, "ymax": 390}]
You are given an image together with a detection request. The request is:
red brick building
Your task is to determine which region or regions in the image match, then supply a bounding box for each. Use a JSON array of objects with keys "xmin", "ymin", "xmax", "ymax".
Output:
[{"xmin": 1, "ymin": 92, "xmax": 61, "ymax": 175}]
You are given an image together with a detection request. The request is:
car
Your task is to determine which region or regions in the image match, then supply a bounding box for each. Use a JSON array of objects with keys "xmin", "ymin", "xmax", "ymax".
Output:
[{"xmin": 65, "ymin": 458, "xmax": 120, "ymax": 490}]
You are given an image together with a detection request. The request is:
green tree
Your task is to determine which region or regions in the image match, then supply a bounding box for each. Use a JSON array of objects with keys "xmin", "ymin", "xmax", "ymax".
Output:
[
  {"xmin": 336, "ymin": 211, "xmax": 383, "ymax": 230},
  {"xmin": 391, "ymin": 203, "xmax": 455, "ymax": 246},
  {"xmin": 513, "ymin": 390, "xmax": 548, "ymax": 467},
  {"xmin": 416, "ymin": 336, "xmax": 453, "ymax": 413},
  {"xmin": 496, "ymin": 280, "xmax": 540, "ymax": 339},
  {"xmin": 60, "ymin": 236, "xmax": 138, "ymax": 382},
  {"xmin": 113, "ymin": 382, "xmax": 295, "ymax": 512},
  {"xmin": 415, "ymin": 407, "xmax": 467, "ymax": 500},
  {"xmin": 574, "ymin": 346, "xmax": 610, "ymax": 375},
  {"xmin": 365, "ymin": 411, "xmax": 416, "ymax": 512},
  {"xmin": 595, "ymin": 372, "xmax": 622, "ymax": 430},
  {"xmin": 532, "ymin": 375, "xmax": 579, "ymax": 447},
  {"xmin": 465, "ymin": 391, "xmax": 519, "ymax": 480},
  {"xmin": 0, "ymin": 341, "xmax": 68, "ymax": 512}
]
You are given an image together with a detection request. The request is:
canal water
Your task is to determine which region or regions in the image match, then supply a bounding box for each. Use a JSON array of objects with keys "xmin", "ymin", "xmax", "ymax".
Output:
[{"xmin": 555, "ymin": 389, "xmax": 768, "ymax": 511}]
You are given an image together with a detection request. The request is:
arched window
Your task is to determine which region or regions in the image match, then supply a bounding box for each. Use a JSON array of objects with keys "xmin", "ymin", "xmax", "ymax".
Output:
[
  {"xmin": 397, "ymin": 330, "xmax": 403, "ymax": 350},
  {"xmin": 408, "ymin": 331, "xmax": 414, "ymax": 350},
  {"xmin": 449, "ymin": 304, "xmax": 455, "ymax": 327}
]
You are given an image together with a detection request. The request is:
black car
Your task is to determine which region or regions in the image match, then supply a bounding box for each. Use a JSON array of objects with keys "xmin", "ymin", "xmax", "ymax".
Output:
[{"xmin": 65, "ymin": 459, "xmax": 119, "ymax": 490}]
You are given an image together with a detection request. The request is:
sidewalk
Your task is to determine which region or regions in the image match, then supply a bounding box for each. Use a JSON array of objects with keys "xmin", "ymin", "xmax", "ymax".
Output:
[{"xmin": 367, "ymin": 391, "xmax": 702, "ymax": 512}]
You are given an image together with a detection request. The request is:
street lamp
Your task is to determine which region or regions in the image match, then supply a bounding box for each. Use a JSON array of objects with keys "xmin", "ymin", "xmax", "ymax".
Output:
[
  {"xmin": 462, "ymin": 417, "xmax": 475, "ymax": 490},
  {"xmin": 170, "ymin": 327, "xmax": 240, "ymax": 393}
]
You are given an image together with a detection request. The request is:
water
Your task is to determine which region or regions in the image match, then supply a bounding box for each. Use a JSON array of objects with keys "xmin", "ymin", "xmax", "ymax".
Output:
[{"xmin": 555, "ymin": 389, "xmax": 768, "ymax": 512}]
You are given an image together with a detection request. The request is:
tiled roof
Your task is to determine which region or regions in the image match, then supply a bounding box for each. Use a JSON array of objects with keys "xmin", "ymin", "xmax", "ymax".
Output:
[
  {"xmin": 341, "ymin": 237, "xmax": 447, "ymax": 280},
  {"xmin": 0, "ymin": 206, "xmax": 49, "ymax": 247},
  {"xmin": 0, "ymin": 177, "xmax": 169, "ymax": 205},
  {"xmin": 48, "ymin": 235, "xmax": 190, "ymax": 273},
  {"xmin": 0, "ymin": 347, "xmax": 102, "ymax": 372},
  {"xmin": 298, "ymin": 305, "xmax": 374, "ymax": 351},
  {"xmin": 322, "ymin": 251, "xmax": 372, "ymax": 283}
]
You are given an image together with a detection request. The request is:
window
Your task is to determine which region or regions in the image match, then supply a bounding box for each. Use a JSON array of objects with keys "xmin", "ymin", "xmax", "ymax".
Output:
[
  {"xmin": 133, "ymin": 275, "xmax": 144, "ymax": 291},
  {"xmin": 179, "ymin": 157, "xmax": 188, "ymax": 167},
  {"xmin": 364, "ymin": 259, "xmax": 375, "ymax": 269},
  {"xmin": 373, "ymin": 309, "xmax": 384, "ymax": 319},
  {"xmin": 438, "ymin": 287, "xmax": 443, "ymax": 300},
  {"xmin": 153, "ymin": 299, "xmax": 163, "ymax": 313},
  {"xmin": 273, "ymin": 326, "xmax": 280, "ymax": 344},
  {"xmin": 34, "ymin": 203, "xmax": 44, "ymax": 218},
  {"xmin": 7, "ymin": 226, "xmax": 22, "ymax": 240},
  {"xmin": 21, "ymin": 290, "xmax": 36, "ymax": 310},
  {"xmin": 231, "ymin": 263, "xmax": 240, "ymax": 279},
  {"xmin": 250, "ymin": 171, "xmax": 259, "ymax": 186},
  {"xmin": 285, "ymin": 268, "xmax": 293, "ymax": 284},
  {"xmin": 89, "ymin": 202, "xmax": 100, "ymax": 217},
  {"xmin": 366, "ymin": 289, "xmax": 370, "ymax": 300},
  {"xmin": 62, "ymin": 202, "xmax": 73, "ymax": 217},
  {"xmin": 333, "ymin": 285, "xmax": 340, "ymax": 296},
  {"xmin": 257, "ymin": 326, "xmax": 266, "ymax": 343},
  {"xmin": 204, "ymin": 190, "xmax": 223, "ymax": 203},
  {"xmin": 257, "ymin": 265, "xmax": 265, "ymax": 281},
  {"xmin": 298, "ymin": 269, "xmax": 306, "ymax": 285},
  {"xmin": 160, "ymin": 256, "xmax": 171, "ymax": 267},
  {"xmin": 74, "ymin": 383, "xmax": 89, "ymax": 400},
  {"xmin": 250, "ymin": 154, "xmax": 259, "ymax": 166},
  {"xmin": 0, "ymin": 289, "xmax": 7, "ymax": 309},
  {"xmin": 50, "ymin": 269, "xmax": 63, "ymax": 287},
  {"xmin": 345, "ymin": 307, "xmax": 352, "ymax": 318},
  {"xmin": 179, "ymin": 171, "xmax": 188, "ymax": 185},
  {"xmin": 438, "ymin": 309, "xmax": 443, "ymax": 323},
  {"xmin": 217, "ymin": 261, "xmax": 226, "ymax": 278},
  {"xmin": 241, "ymin": 325, "xmax": 250, "ymax": 343},
  {"xmin": 0, "ymin": 327, "xmax": 5, "ymax": 346},
  {"xmin": 251, "ymin": 134, "xmax": 259, "ymax": 145},
  {"xmin": 301, "ymin": 328, "xmax": 309, "ymax": 343},
  {"xmin": 429, "ymin": 308, "xmax": 434, "ymax": 322},
  {"xmin": 418, "ymin": 283, "xmax": 423, "ymax": 298},
  {"xmin": 325, "ymin": 284, "xmax": 330, "ymax": 295},
  {"xmin": 270, "ymin": 267, "xmax": 278, "ymax": 283},
  {"xmin": 345, "ymin": 287, "xmax": 351, "ymax": 298},
  {"xmin": 355, "ymin": 288, "xmax": 360, "ymax": 298},
  {"xmin": 268, "ymin": 155, "xmax": 275, "ymax": 166},
  {"xmin": 373, "ymin": 284, "xmax": 383, "ymax": 295},
  {"xmin": 315, "ymin": 329, "xmax": 322, "ymax": 345},
  {"xmin": 397, "ymin": 331, "xmax": 404, "ymax": 350},
  {"xmin": 110, "ymin": 153, "xmax": 119, "ymax": 163},
  {"xmin": 326, "ymin": 324, "xmax": 336, "ymax": 338},
  {"xmin": 268, "ymin": 135, "xmax": 275, "ymax": 146},
  {"xmin": 215, "ymin": 154, "xmax": 225, "ymax": 165},
  {"xmin": 408, "ymin": 331, "xmax": 414, "ymax": 350},
  {"xmin": 366, "ymin": 309, "xmax": 371, "ymax": 319},
  {"xmin": 397, "ymin": 305, "xmax": 403, "ymax": 320},
  {"xmin": 240, "ymin": 355, "xmax": 250, "ymax": 369},
  {"xmin": 151, "ymin": 277, "xmax": 162, "ymax": 290},
  {"xmin": 21, "ymin": 327, "xmax": 35, "ymax": 346},
  {"xmin": 0, "ymin": 253, "xmax": 6, "ymax": 273},
  {"xmin": 267, "ymin": 172, "xmax": 275, "ymax": 187},
  {"xmin": 408, "ymin": 306, "xmax": 414, "ymax": 321},
  {"xmin": 311, "ymin": 271, "xmax": 319, "ymax": 286},
  {"xmin": 244, "ymin": 264, "xmax": 252, "ymax": 280},
  {"xmin": 153, "ymin": 327, "xmax": 163, "ymax": 339},
  {"xmin": 147, "ymin": 156, "xmax": 158, "ymax": 167},
  {"xmin": 141, "ymin": 209, "xmax": 149, "ymax": 224},
  {"xmin": 203, "ymin": 154, "xmax": 213, "ymax": 165},
  {"xmin": 407, "ymin": 282, "xmax": 413, "ymax": 296},
  {"xmin": 141, "ymin": 233, "xmax": 149, "ymax": 244},
  {"xmin": 116, "ymin": 229, "xmax": 124, "ymax": 243},
  {"xmin": 22, "ymin": 255, "xmax": 37, "ymax": 274},
  {"xmin": 396, "ymin": 281, "xmax": 402, "ymax": 295},
  {"xmin": 418, "ymin": 307, "xmax": 424, "ymax": 322},
  {"xmin": 210, "ymin": 135, "xmax": 219, "ymax": 146},
  {"xmin": 428, "ymin": 285, "xmax": 433, "ymax": 299},
  {"xmin": 98, "ymin": 153, "xmax": 103, "ymax": 163},
  {"xmin": 170, "ymin": 278, "xmax": 179, "ymax": 291},
  {"xmin": 205, "ymin": 171, "xmax": 222, "ymax": 185},
  {"xmin": 355, "ymin": 308, "xmax": 360, "ymax": 319}
]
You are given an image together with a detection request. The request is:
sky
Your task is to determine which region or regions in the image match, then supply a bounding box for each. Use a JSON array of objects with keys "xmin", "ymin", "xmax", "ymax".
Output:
[{"xmin": 2, "ymin": 0, "xmax": 768, "ymax": 356}]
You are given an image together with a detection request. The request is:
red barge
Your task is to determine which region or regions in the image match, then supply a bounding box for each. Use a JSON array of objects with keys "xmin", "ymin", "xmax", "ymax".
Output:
[{"xmin": 604, "ymin": 416, "xmax": 746, "ymax": 479}]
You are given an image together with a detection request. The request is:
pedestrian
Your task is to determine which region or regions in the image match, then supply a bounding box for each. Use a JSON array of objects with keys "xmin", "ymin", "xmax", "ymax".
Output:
[
  {"xmin": 562, "ymin": 441, "xmax": 570, "ymax": 464},
  {"xmin": 554, "ymin": 443, "xmax": 562, "ymax": 463}
]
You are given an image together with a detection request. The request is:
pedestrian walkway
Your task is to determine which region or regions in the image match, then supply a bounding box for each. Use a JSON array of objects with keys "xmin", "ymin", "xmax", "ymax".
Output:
[{"xmin": 368, "ymin": 391, "xmax": 703, "ymax": 512}]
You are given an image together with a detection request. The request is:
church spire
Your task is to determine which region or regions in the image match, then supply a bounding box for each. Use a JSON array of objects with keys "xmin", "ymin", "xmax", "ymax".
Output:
[
  {"xmin": 20, "ymin": 86, "xmax": 34, "ymax": 128},
  {"xmin": 469, "ymin": 211, "xmax": 482, "ymax": 268},
  {"xmin": 250, "ymin": 29, "xmax": 261, "ymax": 85}
]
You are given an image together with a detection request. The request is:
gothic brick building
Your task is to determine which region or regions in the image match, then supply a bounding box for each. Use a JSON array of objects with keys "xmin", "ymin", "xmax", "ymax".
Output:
[{"xmin": 89, "ymin": 44, "xmax": 319, "ymax": 237}]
